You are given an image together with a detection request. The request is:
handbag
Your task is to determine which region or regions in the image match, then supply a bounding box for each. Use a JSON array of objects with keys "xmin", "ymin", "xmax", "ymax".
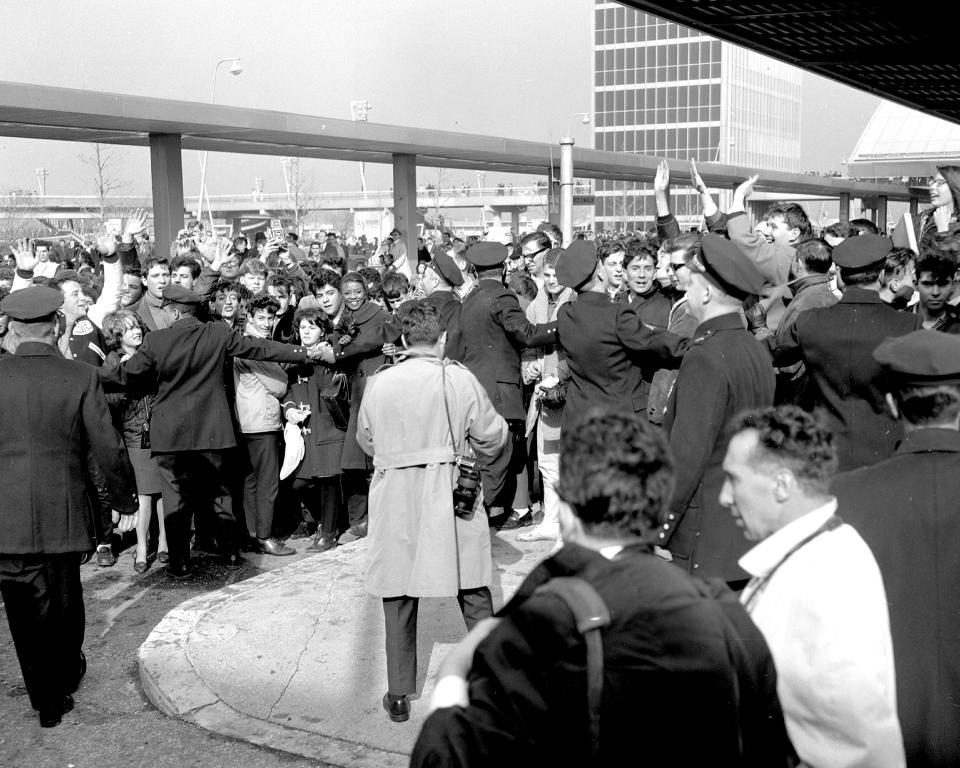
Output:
[
  {"xmin": 538, "ymin": 378, "xmax": 567, "ymax": 409},
  {"xmin": 319, "ymin": 371, "xmax": 350, "ymax": 431}
]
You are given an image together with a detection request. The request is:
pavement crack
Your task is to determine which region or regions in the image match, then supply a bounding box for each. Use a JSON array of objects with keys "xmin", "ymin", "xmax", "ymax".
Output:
[{"xmin": 266, "ymin": 562, "xmax": 341, "ymax": 719}]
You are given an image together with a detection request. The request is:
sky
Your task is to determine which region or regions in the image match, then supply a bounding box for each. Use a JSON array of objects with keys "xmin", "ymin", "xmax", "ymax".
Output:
[{"xmin": 0, "ymin": 0, "xmax": 883, "ymax": 199}]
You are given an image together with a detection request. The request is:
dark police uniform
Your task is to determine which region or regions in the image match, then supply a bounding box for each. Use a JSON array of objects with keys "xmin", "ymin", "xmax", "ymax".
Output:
[
  {"xmin": 0, "ymin": 287, "xmax": 137, "ymax": 725},
  {"xmin": 459, "ymin": 243, "xmax": 557, "ymax": 510},
  {"xmin": 658, "ymin": 235, "xmax": 774, "ymax": 583},
  {"xmin": 422, "ymin": 290, "xmax": 463, "ymax": 361},
  {"xmin": 411, "ymin": 543, "xmax": 795, "ymax": 768},
  {"xmin": 832, "ymin": 330, "xmax": 960, "ymax": 767},
  {"xmin": 103, "ymin": 285, "xmax": 313, "ymax": 576},
  {"xmin": 767, "ymin": 235, "xmax": 921, "ymax": 471}
]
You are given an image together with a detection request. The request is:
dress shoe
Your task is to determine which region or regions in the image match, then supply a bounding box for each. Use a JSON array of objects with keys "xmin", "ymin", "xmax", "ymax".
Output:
[
  {"xmin": 382, "ymin": 692, "xmax": 410, "ymax": 723},
  {"xmin": 157, "ymin": 550, "xmax": 169, "ymax": 564},
  {"xmin": 166, "ymin": 561, "xmax": 193, "ymax": 579},
  {"xmin": 306, "ymin": 536, "xmax": 337, "ymax": 553},
  {"xmin": 39, "ymin": 695, "xmax": 74, "ymax": 728},
  {"xmin": 517, "ymin": 526, "xmax": 560, "ymax": 542},
  {"xmin": 486, "ymin": 506, "xmax": 507, "ymax": 527},
  {"xmin": 338, "ymin": 522, "xmax": 368, "ymax": 544},
  {"xmin": 258, "ymin": 537, "xmax": 295, "ymax": 556},
  {"xmin": 68, "ymin": 651, "xmax": 86, "ymax": 694},
  {"xmin": 497, "ymin": 509, "xmax": 534, "ymax": 531},
  {"xmin": 96, "ymin": 544, "xmax": 117, "ymax": 567},
  {"xmin": 223, "ymin": 553, "xmax": 244, "ymax": 571}
]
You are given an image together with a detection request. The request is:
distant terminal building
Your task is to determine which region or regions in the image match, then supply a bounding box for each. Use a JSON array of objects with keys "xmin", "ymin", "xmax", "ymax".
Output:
[
  {"xmin": 847, "ymin": 101, "xmax": 960, "ymax": 188},
  {"xmin": 592, "ymin": 1, "xmax": 802, "ymax": 232}
]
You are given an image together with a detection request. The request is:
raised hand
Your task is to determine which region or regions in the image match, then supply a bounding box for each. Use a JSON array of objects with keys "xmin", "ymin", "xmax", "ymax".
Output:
[
  {"xmin": 734, "ymin": 174, "xmax": 760, "ymax": 204},
  {"xmin": 122, "ymin": 208, "xmax": 148, "ymax": 241},
  {"xmin": 14, "ymin": 238, "xmax": 38, "ymax": 272},
  {"xmin": 690, "ymin": 159, "xmax": 708, "ymax": 194},
  {"xmin": 96, "ymin": 234, "xmax": 118, "ymax": 257},
  {"xmin": 653, "ymin": 159, "xmax": 670, "ymax": 195}
]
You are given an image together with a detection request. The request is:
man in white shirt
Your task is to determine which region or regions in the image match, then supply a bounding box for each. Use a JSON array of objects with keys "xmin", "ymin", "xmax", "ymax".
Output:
[{"xmin": 720, "ymin": 405, "xmax": 904, "ymax": 768}]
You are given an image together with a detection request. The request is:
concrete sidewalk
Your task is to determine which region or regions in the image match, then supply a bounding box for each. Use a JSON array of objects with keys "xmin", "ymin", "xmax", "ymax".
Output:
[{"xmin": 138, "ymin": 531, "xmax": 557, "ymax": 767}]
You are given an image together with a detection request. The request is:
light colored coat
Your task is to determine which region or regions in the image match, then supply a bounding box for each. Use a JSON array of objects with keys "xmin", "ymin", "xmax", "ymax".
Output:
[
  {"xmin": 357, "ymin": 352, "xmax": 509, "ymax": 598},
  {"xmin": 522, "ymin": 286, "xmax": 573, "ymax": 442}
]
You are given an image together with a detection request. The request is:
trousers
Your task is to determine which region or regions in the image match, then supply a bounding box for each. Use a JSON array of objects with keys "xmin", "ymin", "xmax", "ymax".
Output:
[
  {"xmin": 154, "ymin": 449, "xmax": 239, "ymax": 566},
  {"xmin": 240, "ymin": 432, "xmax": 280, "ymax": 539},
  {"xmin": 382, "ymin": 586, "xmax": 493, "ymax": 695},
  {"xmin": 292, "ymin": 476, "xmax": 342, "ymax": 539},
  {"xmin": 0, "ymin": 553, "xmax": 85, "ymax": 711}
]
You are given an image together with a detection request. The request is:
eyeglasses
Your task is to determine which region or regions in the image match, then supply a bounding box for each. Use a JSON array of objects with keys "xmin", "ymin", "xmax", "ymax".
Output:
[{"xmin": 930, "ymin": 177, "xmax": 947, "ymax": 187}]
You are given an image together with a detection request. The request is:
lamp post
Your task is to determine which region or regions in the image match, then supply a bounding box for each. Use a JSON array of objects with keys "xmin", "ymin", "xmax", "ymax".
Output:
[
  {"xmin": 197, "ymin": 57, "xmax": 243, "ymax": 231},
  {"xmin": 559, "ymin": 113, "xmax": 590, "ymax": 245},
  {"xmin": 35, "ymin": 167, "xmax": 49, "ymax": 196},
  {"xmin": 350, "ymin": 100, "xmax": 372, "ymax": 200}
]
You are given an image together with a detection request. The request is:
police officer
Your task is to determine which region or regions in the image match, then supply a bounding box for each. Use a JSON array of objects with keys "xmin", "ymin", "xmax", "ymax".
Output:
[
  {"xmin": 420, "ymin": 249, "xmax": 465, "ymax": 361},
  {"xmin": 833, "ymin": 330, "xmax": 960, "ymax": 766},
  {"xmin": 0, "ymin": 287, "xmax": 138, "ymax": 728},
  {"xmin": 657, "ymin": 235, "xmax": 774, "ymax": 585},
  {"xmin": 104, "ymin": 284, "xmax": 324, "ymax": 578},
  {"xmin": 459, "ymin": 242, "xmax": 558, "ymax": 527},
  {"xmin": 767, "ymin": 234, "xmax": 921, "ymax": 470},
  {"xmin": 555, "ymin": 239, "xmax": 689, "ymax": 434}
]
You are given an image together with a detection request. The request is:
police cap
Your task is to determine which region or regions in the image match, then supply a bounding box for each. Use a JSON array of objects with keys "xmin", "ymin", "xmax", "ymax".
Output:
[
  {"xmin": 0, "ymin": 286, "xmax": 63, "ymax": 321},
  {"xmin": 698, "ymin": 234, "xmax": 766, "ymax": 300},
  {"xmin": 874, "ymin": 330, "xmax": 960, "ymax": 387},
  {"xmin": 161, "ymin": 284, "xmax": 203, "ymax": 305},
  {"xmin": 555, "ymin": 240, "xmax": 598, "ymax": 291},
  {"xmin": 832, "ymin": 233, "xmax": 891, "ymax": 272},
  {"xmin": 465, "ymin": 242, "xmax": 507, "ymax": 268},
  {"xmin": 429, "ymin": 250, "xmax": 464, "ymax": 287}
]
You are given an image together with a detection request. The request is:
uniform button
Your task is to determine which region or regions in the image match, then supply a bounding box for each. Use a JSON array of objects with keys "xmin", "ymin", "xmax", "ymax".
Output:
[
  {"xmin": 663, "ymin": 524, "xmax": 669, "ymax": 530},
  {"xmin": 693, "ymin": 564, "xmax": 699, "ymax": 569},
  {"xmin": 667, "ymin": 513, "xmax": 675, "ymax": 520},
  {"xmin": 658, "ymin": 532, "xmax": 665, "ymax": 539}
]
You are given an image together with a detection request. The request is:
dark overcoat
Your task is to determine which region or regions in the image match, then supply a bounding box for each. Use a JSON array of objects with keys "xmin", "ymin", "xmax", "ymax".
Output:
[
  {"xmin": 557, "ymin": 291, "xmax": 687, "ymax": 432},
  {"xmin": 102, "ymin": 316, "xmax": 310, "ymax": 453},
  {"xmin": 411, "ymin": 543, "xmax": 795, "ymax": 767},
  {"xmin": 0, "ymin": 342, "xmax": 137, "ymax": 554},
  {"xmin": 661, "ymin": 313, "xmax": 775, "ymax": 581},
  {"xmin": 832, "ymin": 428, "xmax": 960, "ymax": 768},
  {"xmin": 459, "ymin": 279, "xmax": 557, "ymax": 421},
  {"xmin": 422, "ymin": 290, "xmax": 464, "ymax": 361},
  {"xmin": 767, "ymin": 287, "xmax": 920, "ymax": 470},
  {"xmin": 284, "ymin": 357, "xmax": 346, "ymax": 479}
]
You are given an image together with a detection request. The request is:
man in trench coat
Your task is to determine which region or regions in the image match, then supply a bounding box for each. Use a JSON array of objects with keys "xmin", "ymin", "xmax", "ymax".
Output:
[{"xmin": 357, "ymin": 302, "xmax": 509, "ymax": 724}]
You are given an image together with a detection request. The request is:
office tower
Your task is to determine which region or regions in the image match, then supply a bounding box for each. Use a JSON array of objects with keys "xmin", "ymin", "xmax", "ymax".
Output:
[{"xmin": 593, "ymin": 2, "xmax": 802, "ymax": 231}]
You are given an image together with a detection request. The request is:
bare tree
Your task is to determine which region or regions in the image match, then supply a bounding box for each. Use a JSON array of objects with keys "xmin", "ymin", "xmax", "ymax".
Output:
[
  {"xmin": 419, "ymin": 169, "xmax": 451, "ymax": 231},
  {"xmin": 78, "ymin": 143, "xmax": 128, "ymax": 225},
  {"xmin": 281, "ymin": 157, "xmax": 321, "ymax": 235}
]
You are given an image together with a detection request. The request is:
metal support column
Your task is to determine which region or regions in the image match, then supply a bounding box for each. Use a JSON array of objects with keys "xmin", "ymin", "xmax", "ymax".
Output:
[
  {"xmin": 559, "ymin": 137, "xmax": 574, "ymax": 246},
  {"xmin": 909, "ymin": 197, "xmax": 919, "ymax": 216},
  {"xmin": 149, "ymin": 133, "xmax": 184, "ymax": 260},
  {"xmin": 391, "ymin": 153, "xmax": 418, "ymax": 263},
  {"xmin": 547, "ymin": 166, "xmax": 561, "ymax": 229},
  {"xmin": 839, "ymin": 193, "xmax": 850, "ymax": 225},
  {"xmin": 877, "ymin": 196, "xmax": 888, "ymax": 232}
]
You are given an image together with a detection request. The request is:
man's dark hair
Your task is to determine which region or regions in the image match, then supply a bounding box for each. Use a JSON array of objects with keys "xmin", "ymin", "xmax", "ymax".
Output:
[
  {"xmin": 122, "ymin": 264, "xmax": 142, "ymax": 278},
  {"xmin": 848, "ymin": 218, "xmax": 880, "ymax": 236},
  {"xmin": 170, "ymin": 254, "xmax": 201, "ymax": 279},
  {"xmin": 254, "ymin": 231, "xmax": 267, "ymax": 243},
  {"xmin": 916, "ymin": 254, "xmax": 956, "ymax": 283},
  {"xmin": 794, "ymin": 238, "xmax": 832, "ymax": 274},
  {"xmin": 536, "ymin": 222, "xmax": 563, "ymax": 246},
  {"xmin": 48, "ymin": 270, "xmax": 83, "ymax": 293},
  {"xmin": 880, "ymin": 248, "xmax": 915, "ymax": 289},
  {"xmin": 311, "ymin": 270, "xmax": 342, "ymax": 294},
  {"xmin": 320, "ymin": 254, "xmax": 346, "ymax": 275},
  {"xmin": 823, "ymin": 221, "xmax": 855, "ymax": 240},
  {"xmin": 401, "ymin": 301, "xmax": 443, "ymax": 346},
  {"xmin": 767, "ymin": 203, "xmax": 813, "ymax": 239},
  {"xmin": 265, "ymin": 273, "xmax": 295, "ymax": 295},
  {"xmin": 662, "ymin": 232, "xmax": 702, "ymax": 262},
  {"xmin": 507, "ymin": 273, "xmax": 539, "ymax": 301},
  {"xmin": 543, "ymin": 248, "xmax": 564, "ymax": 269},
  {"xmin": 894, "ymin": 384, "xmax": 960, "ymax": 426},
  {"xmin": 557, "ymin": 409, "xmax": 675, "ymax": 539},
  {"xmin": 248, "ymin": 293, "xmax": 280, "ymax": 316},
  {"xmin": 729, "ymin": 406, "xmax": 837, "ymax": 495},
  {"xmin": 358, "ymin": 266, "xmax": 382, "ymax": 300},
  {"xmin": 143, "ymin": 255, "xmax": 170, "ymax": 274},
  {"xmin": 382, "ymin": 272, "xmax": 410, "ymax": 301},
  {"xmin": 597, "ymin": 241, "xmax": 625, "ymax": 261},
  {"xmin": 623, "ymin": 240, "xmax": 658, "ymax": 269},
  {"xmin": 840, "ymin": 266, "xmax": 883, "ymax": 286},
  {"xmin": 212, "ymin": 278, "xmax": 250, "ymax": 301},
  {"xmin": 520, "ymin": 231, "xmax": 551, "ymax": 254}
]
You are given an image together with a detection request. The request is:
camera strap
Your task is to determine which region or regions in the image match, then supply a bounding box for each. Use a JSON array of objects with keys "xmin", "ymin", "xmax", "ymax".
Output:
[{"xmin": 440, "ymin": 362, "xmax": 462, "ymax": 462}]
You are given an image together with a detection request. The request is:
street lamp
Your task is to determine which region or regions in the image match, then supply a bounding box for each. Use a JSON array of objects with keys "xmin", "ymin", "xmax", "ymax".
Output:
[
  {"xmin": 350, "ymin": 100, "xmax": 372, "ymax": 200},
  {"xmin": 557, "ymin": 112, "xmax": 591, "ymax": 246},
  {"xmin": 35, "ymin": 167, "xmax": 49, "ymax": 196},
  {"xmin": 197, "ymin": 57, "xmax": 243, "ymax": 230}
]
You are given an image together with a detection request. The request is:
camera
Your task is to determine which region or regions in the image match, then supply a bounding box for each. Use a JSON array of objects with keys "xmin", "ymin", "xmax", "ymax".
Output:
[{"xmin": 452, "ymin": 458, "xmax": 481, "ymax": 518}]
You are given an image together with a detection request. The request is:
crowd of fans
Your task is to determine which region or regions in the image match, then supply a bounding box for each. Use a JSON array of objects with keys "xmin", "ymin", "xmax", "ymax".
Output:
[{"xmin": 2, "ymin": 160, "xmax": 959, "ymax": 764}]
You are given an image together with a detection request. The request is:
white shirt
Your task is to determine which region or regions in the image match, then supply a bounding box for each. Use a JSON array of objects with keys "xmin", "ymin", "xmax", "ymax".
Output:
[{"xmin": 739, "ymin": 499, "xmax": 904, "ymax": 768}]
